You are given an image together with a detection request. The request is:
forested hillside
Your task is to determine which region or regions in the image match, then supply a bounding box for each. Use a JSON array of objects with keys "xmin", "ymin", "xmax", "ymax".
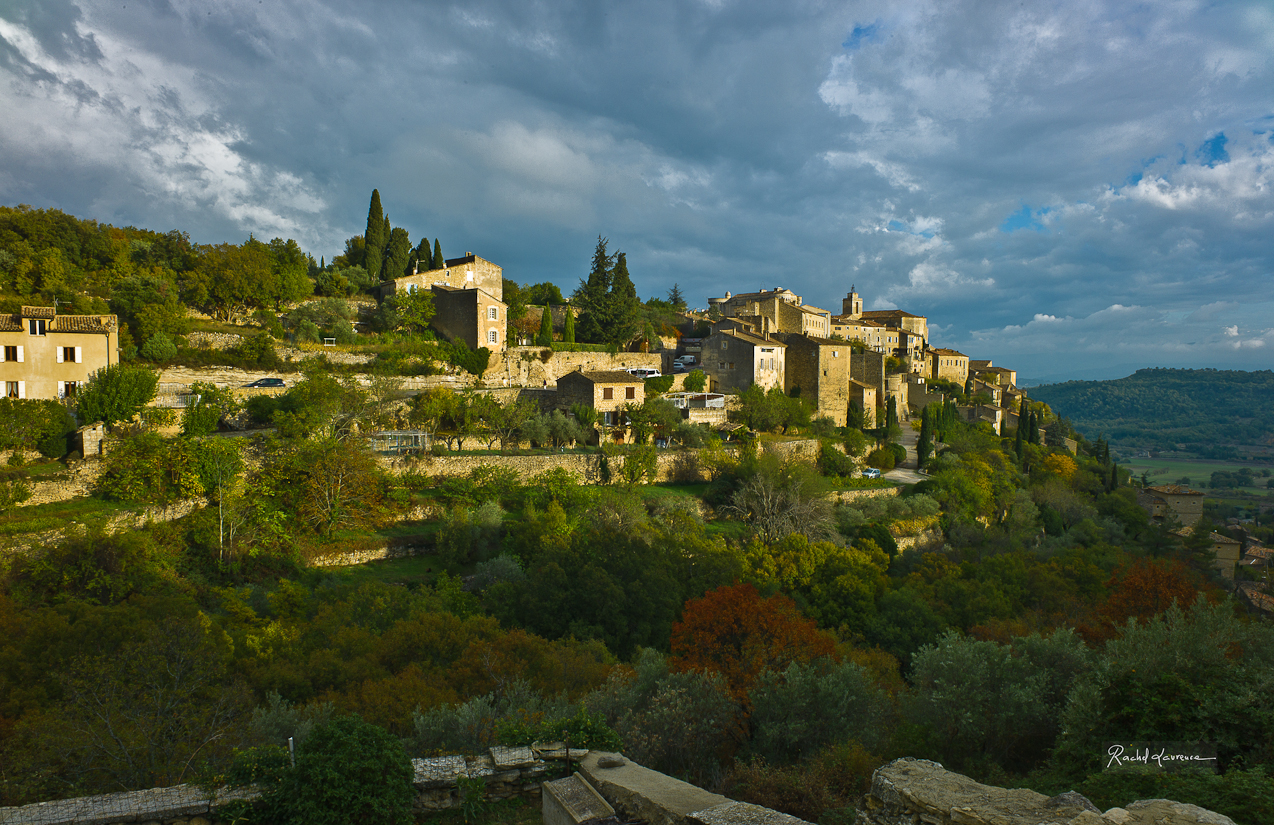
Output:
[{"xmin": 1031, "ymin": 368, "xmax": 1274, "ymax": 458}]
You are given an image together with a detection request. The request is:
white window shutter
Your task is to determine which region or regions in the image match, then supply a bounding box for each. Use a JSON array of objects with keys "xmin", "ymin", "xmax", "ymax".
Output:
[
  {"xmin": 16, "ymin": 346, "xmax": 23, "ymax": 363},
  {"xmin": 17, "ymin": 381, "xmax": 25, "ymax": 399},
  {"xmin": 57, "ymin": 348, "xmax": 64, "ymax": 363},
  {"xmin": 0, "ymin": 348, "xmax": 4, "ymax": 362},
  {"xmin": 75, "ymin": 346, "xmax": 82, "ymax": 363},
  {"xmin": 58, "ymin": 381, "xmax": 65, "ymax": 398}
]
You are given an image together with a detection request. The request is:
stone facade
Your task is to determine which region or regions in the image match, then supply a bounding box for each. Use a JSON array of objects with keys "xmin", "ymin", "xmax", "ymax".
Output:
[
  {"xmin": 927, "ymin": 347, "xmax": 969, "ymax": 385},
  {"xmin": 1137, "ymin": 484, "xmax": 1205, "ymax": 527},
  {"xmin": 384, "ymin": 253, "xmax": 504, "ymax": 299},
  {"xmin": 556, "ymin": 370, "xmax": 645, "ymax": 429},
  {"xmin": 716, "ymin": 288, "xmax": 831, "ymax": 337},
  {"xmin": 0, "ymin": 307, "xmax": 120, "ymax": 401},
  {"xmin": 848, "ymin": 380, "xmax": 877, "ymax": 428},
  {"xmin": 430, "ymin": 284, "xmax": 508, "ymax": 354},
  {"xmin": 702, "ymin": 329, "xmax": 786, "ymax": 393},
  {"xmin": 778, "ymin": 334, "xmax": 851, "ymax": 426}
]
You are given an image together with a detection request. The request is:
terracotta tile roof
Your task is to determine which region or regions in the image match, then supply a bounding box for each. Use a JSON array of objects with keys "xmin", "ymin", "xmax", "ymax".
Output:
[
  {"xmin": 20, "ymin": 305, "xmax": 56, "ymax": 318},
  {"xmin": 717, "ymin": 328, "xmax": 787, "ymax": 347},
  {"xmin": 51, "ymin": 315, "xmax": 116, "ymax": 333},
  {"xmin": 1146, "ymin": 484, "xmax": 1204, "ymax": 496},
  {"xmin": 861, "ymin": 309, "xmax": 922, "ymax": 319},
  {"xmin": 573, "ymin": 370, "xmax": 642, "ymax": 384},
  {"xmin": 929, "ymin": 347, "xmax": 967, "ymax": 357},
  {"xmin": 0, "ymin": 316, "xmax": 22, "ymax": 332}
]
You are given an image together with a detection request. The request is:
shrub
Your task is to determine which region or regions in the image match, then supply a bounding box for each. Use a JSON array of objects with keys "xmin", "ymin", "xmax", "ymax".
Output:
[
  {"xmin": 257, "ymin": 715, "xmax": 414, "ymax": 825},
  {"xmin": 818, "ymin": 443, "xmax": 856, "ymax": 478},
  {"xmin": 645, "ymin": 375, "xmax": 675, "ymax": 395},
  {"xmin": 749, "ymin": 660, "xmax": 889, "ymax": 762},
  {"xmin": 683, "ymin": 369, "xmax": 707, "ymax": 392},
  {"xmin": 496, "ymin": 704, "xmax": 622, "ymax": 751},
  {"xmin": 727, "ymin": 741, "xmax": 878, "ymax": 823},
  {"xmin": 887, "ymin": 443, "xmax": 907, "ymax": 466},
  {"xmin": 864, "ymin": 447, "xmax": 896, "ymax": 470},
  {"xmin": 139, "ymin": 332, "xmax": 178, "ymax": 362},
  {"xmin": 843, "ymin": 428, "xmax": 871, "ymax": 457}
]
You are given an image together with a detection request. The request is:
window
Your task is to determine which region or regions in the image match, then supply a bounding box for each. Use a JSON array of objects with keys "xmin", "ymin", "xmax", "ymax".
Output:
[
  {"xmin": 603, "ymin": 411, "xmax": 615, "ymax": 426},
  {"xmin": 2, "ymin": 346, "xmax": 17, "ymax": 362},
  {"xmin": 59, "ymin": 381, "xmax": 78, "ymax": 398},
  {"xmin": 5, "ymin": 382, "xmax": 18, "ymax": 399},
  {"xmin": 603, "ymin": 387, "xmax": 614, "ymax": 400},
  {"xmin": 718, "ymin": 361, "xmax": 725, "ymax": 369},
  {"xmin": 721, "ymin": 340, "xmax": 728, "ymax": 350},
  {"xmin": 626, "ymin": 386, "xmax": 635, "ymax": 399},
  {"xmin": 58, "ymin": 346, "xmax": 81, "ymax": 364},
  {"xmin": 28, "ymin": 319, "xmax": 46, "ymax": 336},
  {"xmin": 488, "ymin": 306, "xmax": 498, "ymax": 320},
  {"xmin": 488, "ymin": 330, "xmax": 498, "ymax": 344},
  {"xmin": 728, "ymin": 362, "xmax": 734, "ymax": 370}
]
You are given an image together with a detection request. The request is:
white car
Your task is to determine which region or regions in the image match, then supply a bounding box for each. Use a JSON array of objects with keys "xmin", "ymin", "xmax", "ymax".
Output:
[
  {"xmin": 628, "ymin": 368, "xmax": 662, "ymax": 379},
  {"xmin": 862, "ymin": 468, "xmax": 882, "ymax": 479}
]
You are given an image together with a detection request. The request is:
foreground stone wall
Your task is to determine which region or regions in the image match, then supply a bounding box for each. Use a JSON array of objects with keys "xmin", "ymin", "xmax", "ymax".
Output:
[{"xmin": 861, "ymin": 758, "xmax": 1233, "ymax": 825}]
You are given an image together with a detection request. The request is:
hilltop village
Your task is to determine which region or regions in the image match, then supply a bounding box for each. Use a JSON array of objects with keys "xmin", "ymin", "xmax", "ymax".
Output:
[{"xmin": 1, "ymin": 204, "xmax": 1269, "ymax": 825}]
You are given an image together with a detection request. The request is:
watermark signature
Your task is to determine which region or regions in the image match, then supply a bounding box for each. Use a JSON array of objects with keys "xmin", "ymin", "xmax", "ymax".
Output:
[{"xmin": 1104, "ymin": 742, "xmax": 1217, "ymax": 774}]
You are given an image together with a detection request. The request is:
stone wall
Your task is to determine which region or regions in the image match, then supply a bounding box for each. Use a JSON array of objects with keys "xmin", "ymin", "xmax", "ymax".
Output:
[
  {"xmin": 860, "ymin": 758, "xmax": 1232, "ymax": 825},
  {"xmin": 486, "ymin": 348, "xmax": 662, "ymax": 386},
  {"xmin": 0, "ymin": 747, "xmax": 548, "ymax": 825}
]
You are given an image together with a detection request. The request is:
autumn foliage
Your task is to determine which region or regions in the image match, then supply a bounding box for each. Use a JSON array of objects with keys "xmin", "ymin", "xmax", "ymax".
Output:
[
  {"xmin": 671, "ymin": 583, "xmax": 836, "ymax": 701},
  {"xmin": 1080, "ymin": 558, "xmax": 1209, "ymax": 644}
]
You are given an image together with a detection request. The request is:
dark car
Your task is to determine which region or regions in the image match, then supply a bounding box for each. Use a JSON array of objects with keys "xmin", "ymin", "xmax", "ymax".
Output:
[{"xmin": 245, "ymin": 378, "xmax": 285, "ymax": 388}]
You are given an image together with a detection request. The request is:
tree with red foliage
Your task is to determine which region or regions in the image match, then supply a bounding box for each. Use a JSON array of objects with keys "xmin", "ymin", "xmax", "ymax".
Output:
[
  {"xmin": 670, "ymin": 583, "xmax": 836, "ymax": 701},
  {"xmin": 1080, "ymin": 558, "xmax": 1207, "ymax": 644}
]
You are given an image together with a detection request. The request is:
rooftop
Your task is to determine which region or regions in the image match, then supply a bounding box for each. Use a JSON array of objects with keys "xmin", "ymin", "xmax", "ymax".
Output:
[
  {"xmin": 1145, "ymin": 484, "xmax": 1205, "ymax": 496},
  {"xmin": 716, "ymin": 328, "xmax": 787, "ymax": 347},
  {"xmin": 567, "ymin": 370, "xmax": 643, "ymax": 384}
]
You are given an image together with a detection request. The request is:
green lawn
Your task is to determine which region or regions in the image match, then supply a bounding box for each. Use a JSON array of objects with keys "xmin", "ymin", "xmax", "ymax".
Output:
[
  {"xmin": 0, "ymin": 497, "xmax": 132, "ymax": 537},
  {"xmin": 1121, "ymin": 457, "xmax": 1271, "ymax": 495}
]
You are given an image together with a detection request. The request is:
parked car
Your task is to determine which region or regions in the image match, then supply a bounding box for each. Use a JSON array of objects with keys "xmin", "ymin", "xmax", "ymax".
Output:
[
  {"xmin": 627, "ymin": 368, "xmax": 662, "ymax": 379},
  {"xmin": 861, "ymin": 468, "xmax": 882, "ymax": 479},
  {"xmin": 674, "ymin": 355, "xmax": 697, "ymax": 367},
  {"xmin": 245, "ymin": 378, "xmax": 285, "ymax": 388}
]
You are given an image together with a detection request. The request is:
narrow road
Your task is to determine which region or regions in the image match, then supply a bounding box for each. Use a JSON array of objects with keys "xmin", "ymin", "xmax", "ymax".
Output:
[{"xmin": 883, "ymin": 421, "xmax": 927, "ymax": 484}]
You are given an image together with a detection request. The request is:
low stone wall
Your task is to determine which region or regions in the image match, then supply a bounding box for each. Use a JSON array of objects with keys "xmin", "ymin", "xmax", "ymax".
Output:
[
  {"xmin": 860, "ymin": 758, "xmax": 1233, "ymax": 825},
  {"xmin": 0, "ymin": 748, "xmax": 550, "ymax": 825},
  {"xmin": 19, "ymin": 461, "xmax": 105, "ymax": 507},
  {"xmin": 894, "ymin": 528, "xmax": 943, "ymax": 553},
  {"xmin": 827, "ymin": 486, "xmax": 900, "ymax": 504},
  {"xmin": 487, "ymin": 348, "xmax": 662, "ymax": 385}
]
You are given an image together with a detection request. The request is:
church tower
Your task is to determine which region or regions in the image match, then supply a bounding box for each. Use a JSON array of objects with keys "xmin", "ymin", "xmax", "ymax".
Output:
[{"xmin": 842, "ymin": 286, "xmax": 862, "ymax": 319}]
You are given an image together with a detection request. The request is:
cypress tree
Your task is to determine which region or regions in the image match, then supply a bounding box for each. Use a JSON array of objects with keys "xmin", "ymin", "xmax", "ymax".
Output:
[
  {"xmin": 432, "ymin": 239, "xmax": 444, "ymax": 270},
  {"xmin": 917, "ymin": 405, "xmax": 933, "ymax": 469},
  {"xmin": 563, "ymin": 304, "xmax": 575, "ymax": 343},
  {"xmin": 385, "ymin": 227, "xmax": 413, "ymax": 280},
  {"xmin": 1110, "ymin": 462, "xmax": 1119, "ymax": 491},
  {"xmin": 1014, "ymin": 414, "xmax": 1025, "ymax": 460},
  {"xmin": 608, "ymin": 252, "xmax": 640, "ymax": 345},
  {"xmin": 536, "ymin": 305, "xmax": 553, "ymax": 346},
  {"xmin": 364, "ymin": 189, "xmax": 386, "ymax": 281}
]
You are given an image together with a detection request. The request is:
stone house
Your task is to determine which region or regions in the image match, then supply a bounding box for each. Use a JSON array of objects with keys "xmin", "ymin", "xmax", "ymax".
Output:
[
  {"xmin": 778, "ymin": 333, "xmax": 851, "ymax": 426},
  {"xmin": 1208, "ymin": 532, "xmax": 1242, "ymax": 579},
  {"xmin": 847, "ymin": 379, "xmax": 877, "ymax": 428},
  {"xmin": 1137, "ymin": 484, "xmax": 1205, "ymax": 527},
  {"xmin": 702, "ymin": 328, "xmax": 786, "ymax": 393},
  {"xmin": 666, "ymin": 391, "xmax": 727, "ymax": 425},
  {"xmin": 381, "ymin": 253, "xmax": 508, "ymax": 354},
  {"xmin": 556, "ymin": 370, "xmax": 645, "ymax": 429},
  {"xmin": 0, "ymin": 306, "xmax": 120, "ymax": 400},
  {"xmin": 713, "ymin": 288, "xmax": 831, "ymax": 337},
  {"xmin": 430, "ymin": 285, "xmax": 508, "ymax": 354},
  {"xmin": 972, "ymin": 363, "xmax": 1018, "ymax": 387},
  {"xmin": 927, "ymin": 347, "xmax": 969, "ymax": 385}
]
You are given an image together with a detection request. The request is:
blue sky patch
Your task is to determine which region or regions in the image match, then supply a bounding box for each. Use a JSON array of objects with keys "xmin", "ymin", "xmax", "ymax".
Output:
[
  {"xmin": 1000, "ymin": 205, "xmax": 1048, "ymax": 233},
  {"xmin": 1195, "ymin": 133, "xmax": 1229, "ymax": 166},
  {"xmin": 843, "ymin": 21, "xmax": 881, "ymax": 50}
]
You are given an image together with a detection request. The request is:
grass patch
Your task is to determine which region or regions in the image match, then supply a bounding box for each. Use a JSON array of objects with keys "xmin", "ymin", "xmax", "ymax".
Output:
[
  {"xmin": 325, "ymin": 554, "xmax": 453, "ymax": 589},
  {"xmin": 644, "ymin": 482, "xmax": 711, "ymax": 500},
  {"xmin": 0, "ymin": 460, "xmax": 67, "ymax": 481},
  {"xmin": 0, "ymin": 497, "xmax": 132, "ymax": 537},
  {"xmin": 1122, "ymin": 457, "xmax": 1271, "ymax": 495}
]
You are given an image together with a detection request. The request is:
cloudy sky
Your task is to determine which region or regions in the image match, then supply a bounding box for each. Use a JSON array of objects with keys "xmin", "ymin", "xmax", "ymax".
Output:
[{"xmin": 1, "ymin": 0, "xmax": 1271, "ymax": 381}]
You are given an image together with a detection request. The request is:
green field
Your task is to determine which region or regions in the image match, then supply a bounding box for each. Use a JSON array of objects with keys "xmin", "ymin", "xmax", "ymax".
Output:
[{"xmin": 1120, "ymin": 456, "xmax": 1272, "ymax": 496}]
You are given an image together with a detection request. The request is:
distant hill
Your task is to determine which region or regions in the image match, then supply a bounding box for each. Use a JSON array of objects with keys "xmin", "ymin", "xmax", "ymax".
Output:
[{"xmin": 1030, "ymin": 368, "xmax": 1274, "ymax": 460}]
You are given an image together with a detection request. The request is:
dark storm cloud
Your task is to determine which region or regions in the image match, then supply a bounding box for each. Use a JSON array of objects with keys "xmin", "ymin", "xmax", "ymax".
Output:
[{"xmin": 1, "ymin": 0, "xmax": 1270, "ymax": 378}]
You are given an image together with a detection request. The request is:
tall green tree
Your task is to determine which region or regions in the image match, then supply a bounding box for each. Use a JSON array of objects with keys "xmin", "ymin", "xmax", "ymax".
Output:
[
  {"xmin": 431, "ymin": 239, "xmax": 444, "ymax": 270},
  {"xmin": 609, "ymin": 252, "xmax": 640, "ymax": 344},
  {"xmin": 573, "ymin": 236, "xmax": 614, "ymax": 344},
  {"xmin": 917, "ymin": 404, "xmax": 933, "ymax": 469},
  {"xmin": 536, "ymin": 306, "xmax": 553, "ymax": 346},
  {"xmin": 364, "ymin": 190, "xmax": 386, "ymax": 282},
  {"xmin": 667, "ymin": 283, "xmax": 687, "ymax": 310},
  {"xmin": 383, "ymin": 227, "xmax": 412, "ymax": 281},
  {"xmin": 75, "ymin": 364, "xmax": 160, "ymax": 428},
  {"xmin": 562, "ymin": 305, "xmax": 576, "ymax": 343}
]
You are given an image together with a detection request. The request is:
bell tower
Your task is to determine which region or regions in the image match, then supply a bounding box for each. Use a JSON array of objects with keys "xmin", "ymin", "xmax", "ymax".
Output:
[{"xmin": 842, "ymin": 286, "xmax": 862, "ymax": 319}]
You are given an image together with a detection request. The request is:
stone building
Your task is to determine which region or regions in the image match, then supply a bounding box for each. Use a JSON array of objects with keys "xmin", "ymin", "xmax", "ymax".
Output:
[
  {"xmin": 0, "ymin": 306, "xmax": 120, "ymax": 400},
  {"xmin": 556, "ymin": 370, "xmax": 645, "ymax": 429},
  {"xmin": 1138, "ymin": 484, "xmax": 1205, "ymax": 527},
  {"xmin": 702, "ymin": 328, "xmax": 786, "ymax": 393},
  {"xmin": 713, "ymin": 288, "xmax": 831, "ymax": 337},
  {"xmin": 778, "ymin": 333, "xmax": 851, "ymax": 426},
  {"xmin": 430, "ymin": 285, "xmax": 508, "ymax": 354},
  {"xmin": 927, "ymin": 347, "xmax": 969, "ymax": 385},
  {"xmin": 848, "ymin": 379, "xmax": 877, "ymax": 428},
  {"xmin": 385, "ymin": 253, "xmax": 503, "ymax": 298},
  {"xmin": 380, "ymin": 253, "xmax": 507, "ymax": 355}
]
